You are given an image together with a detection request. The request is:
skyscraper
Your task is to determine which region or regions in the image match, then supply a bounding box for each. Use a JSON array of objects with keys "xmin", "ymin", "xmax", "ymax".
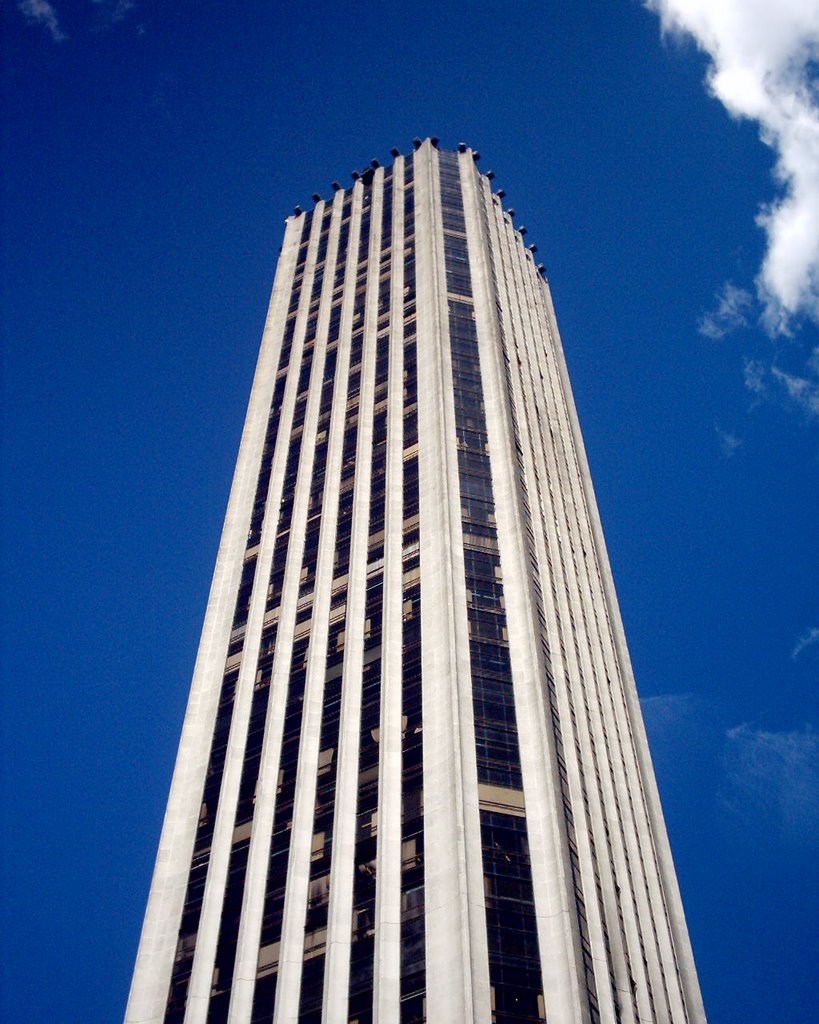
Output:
[{"xmin": 126, "ymin": 140, "xmax": 706, "ymax": 1024}]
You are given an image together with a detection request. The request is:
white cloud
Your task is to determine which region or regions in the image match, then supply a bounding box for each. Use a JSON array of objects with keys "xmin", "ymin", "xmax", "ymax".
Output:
[
  {"xmin": 723, "ymin": 723, "xmax": 819, "ymax": 842},
  {"xmin": 792, "ymin": 625, "xmax": 819, "ymax": 659},
  {"xmin": 698, "ymin": 283, "xmax": 753, "ymax": 339},
  {"xmin": 645, "ymin": 0, "xmax": 819, "ymax": 333},
  {"xmin": 17, "ymin": 0, "xmax": 66, "ymax": 41}
]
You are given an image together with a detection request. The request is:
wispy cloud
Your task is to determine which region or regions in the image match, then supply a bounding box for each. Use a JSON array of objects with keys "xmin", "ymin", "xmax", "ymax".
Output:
[
  {"xmin": 645, "ymin": 1, "xmax": 819, "ymax": 334},
  {"xmin": 641, "ymin": 692, "xmax": 699, "ymax": 741},
  {"xmin": 792, "ymin": 625, "xmax": 819, "ymax": 659},
  {"xmin": 742, "ymin": 347, "xmax": 819, "ymax": 418},
  {"xmin": 91, "ymin": 0, "xmax": 137, "ymax": 28},
  {"xmin": 715, "ymin": 424, "xmax": 742, "ymax": 457},
  {"xmin": 17, "ymin": 0, "xmax": 140, "ymax": 40},
  {"xmin": 771, "ymin": 348, "xmax": 819, "ymax": 418},
  {"xmin": 17, "ymin": 0, "xmax": 66, "ymax": 41},
  {"xmin": 723, "ymin": 723, "xmax": 819, "ymax": 843},
  {"xmin": 699, "ymin": 283, "xmax": 753, "ymax": 339},
  {"xmin": 743, "ymin": 356, "xmax": 767, "ymax": 395}
]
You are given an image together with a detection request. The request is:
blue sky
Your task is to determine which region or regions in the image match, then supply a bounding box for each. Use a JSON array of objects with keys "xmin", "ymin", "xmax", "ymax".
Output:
[{"xmin": 2, "ymin": 2, "xmax": 817, "ymax": 1022}]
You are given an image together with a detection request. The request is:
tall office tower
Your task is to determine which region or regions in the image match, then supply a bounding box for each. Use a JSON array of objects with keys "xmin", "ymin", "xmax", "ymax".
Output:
[{"xmin": 127, "ymin": 140, "xmax": 705, "ymax": 1024}]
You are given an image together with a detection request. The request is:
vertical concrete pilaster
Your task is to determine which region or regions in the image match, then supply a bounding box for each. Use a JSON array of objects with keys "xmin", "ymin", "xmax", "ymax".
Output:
[
  {"xmin": 373, "ymin": 159, "xmax": 405, "ymax": 1024},
  {"xmin": 414, "ymin": 141, "xmax": 490, "ymax": 1024},
  {"xmin": 226, "ymin": 189, "xmax": 365, "ymax": 1024},
  {"xmin": 125, "ymin": 215, "xmax": 303, "ymax": 1024},
  {"xmin": 267, "ymin": 184, "xmax": 365, "ymax": 1023},
  {"xmin": 321, "ymin": 170, "xmax": 384, "ymax": 1024},
  {"xmin": 539, "ymin": 278, "xmax": 707, "ymax": 1024},
  {"xmin": 508, "ymin": 233, "xmax": 657, "ymax": 1022}
]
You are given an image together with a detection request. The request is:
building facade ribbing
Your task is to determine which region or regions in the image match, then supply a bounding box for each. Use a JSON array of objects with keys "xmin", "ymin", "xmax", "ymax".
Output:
[{"xmin": 126, "ymin": 140, "xmax": 706, "ymax": 1024}]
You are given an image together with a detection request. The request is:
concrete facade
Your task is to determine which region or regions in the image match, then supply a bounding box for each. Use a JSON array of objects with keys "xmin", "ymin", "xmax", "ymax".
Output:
[{"xmin": 126, "ymin": 141, "xmax": 706, "ymax": 1024}]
